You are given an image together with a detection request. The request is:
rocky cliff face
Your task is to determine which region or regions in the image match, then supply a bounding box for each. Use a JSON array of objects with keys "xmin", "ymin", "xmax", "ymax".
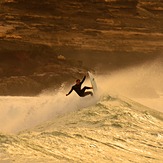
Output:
[{"xmin": 0, "ymin": 0, "xmax": 163, "ymax": 95}]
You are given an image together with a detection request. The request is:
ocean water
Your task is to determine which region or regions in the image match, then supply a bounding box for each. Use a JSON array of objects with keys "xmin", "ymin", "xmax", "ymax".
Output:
[{"xmin": 0, "ymin": 92, "xmax": 163, "ymax": 163}]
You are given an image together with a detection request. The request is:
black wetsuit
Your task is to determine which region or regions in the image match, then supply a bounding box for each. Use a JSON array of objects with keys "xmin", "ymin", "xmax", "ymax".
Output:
[{"xmin": 67, "ymin": 76, "xmax": 92, "ymax": 97}]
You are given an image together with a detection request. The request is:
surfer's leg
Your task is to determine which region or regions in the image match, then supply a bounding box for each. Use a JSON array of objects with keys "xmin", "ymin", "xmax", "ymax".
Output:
[
  {"xmin": 80, "ymin": 87, "xmax": 93, "ymax": 97},
  {"xmin": 83, "ymin": 91, "xmax": 93, "ymax": 97},
  {"xmin": 81, "ymin": 86, "xmax": 92, "ymax": 92}
]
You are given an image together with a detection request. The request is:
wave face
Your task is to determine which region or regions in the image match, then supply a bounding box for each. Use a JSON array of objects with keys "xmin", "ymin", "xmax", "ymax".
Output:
[{"xmin": 0, "ymin": 94, "xmax": 163, "ymax": 163}]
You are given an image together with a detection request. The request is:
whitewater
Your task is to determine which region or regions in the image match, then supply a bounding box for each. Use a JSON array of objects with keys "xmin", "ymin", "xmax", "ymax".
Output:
[{"xmin": 0, "ymin": 61, "xmax": 163, "ymax": 163}]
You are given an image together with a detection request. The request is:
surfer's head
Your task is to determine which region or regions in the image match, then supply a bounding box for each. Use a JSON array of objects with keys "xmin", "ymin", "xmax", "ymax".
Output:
[{"xmin": 76, "ymin": 79, "xmax": 80, "ymax": 85}]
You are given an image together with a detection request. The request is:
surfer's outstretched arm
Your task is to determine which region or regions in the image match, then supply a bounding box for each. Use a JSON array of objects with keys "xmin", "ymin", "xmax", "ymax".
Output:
[
  {"xmin": 80, "ymin": 75, "xmax": 86, "ymax": 85},
  {"xmin": 66, "ymin": 87, "xmax": 73, "ymax": 96}
]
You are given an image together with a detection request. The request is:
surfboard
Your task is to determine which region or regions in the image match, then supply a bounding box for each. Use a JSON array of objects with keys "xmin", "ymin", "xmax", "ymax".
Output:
[{"xmin": 88, "ymin": 71, "xmax": 97, "ymax": 93}]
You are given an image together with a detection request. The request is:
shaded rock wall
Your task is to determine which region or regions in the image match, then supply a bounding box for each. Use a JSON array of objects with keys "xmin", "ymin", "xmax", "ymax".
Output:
[{"xmin": 0, "ymin": 0, "xmax": 163, "ymax": 95}]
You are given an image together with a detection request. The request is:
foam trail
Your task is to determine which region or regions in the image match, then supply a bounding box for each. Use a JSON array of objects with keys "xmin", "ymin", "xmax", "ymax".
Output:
[{"xmin": 0, "ymin": 88, "xmax": 98, "ymax": 133}]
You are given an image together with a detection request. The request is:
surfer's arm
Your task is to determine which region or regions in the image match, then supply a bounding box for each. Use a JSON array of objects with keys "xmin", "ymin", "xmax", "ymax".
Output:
[
  {"xmin": 80, "ymin": 76, "xmax": 86, "ymax": 84},
  {"xmin": 66, "ymin": 87, "xmax": 73, "ymax": 96}
]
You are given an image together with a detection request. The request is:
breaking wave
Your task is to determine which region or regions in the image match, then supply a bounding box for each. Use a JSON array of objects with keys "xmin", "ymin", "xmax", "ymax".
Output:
[{"xmin": 0, "ymin": 94, "xmax": 163, "ymax": 163}]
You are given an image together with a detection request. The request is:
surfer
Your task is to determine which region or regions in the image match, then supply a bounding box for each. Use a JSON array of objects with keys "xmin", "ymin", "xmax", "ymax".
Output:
[{"xmin": 66, "ymin": 75, "xmax": 93, "ymax": 97}]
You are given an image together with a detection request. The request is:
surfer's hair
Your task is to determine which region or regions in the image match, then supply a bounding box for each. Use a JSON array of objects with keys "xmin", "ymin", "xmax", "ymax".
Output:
[{"xmin": 76, "ymin": 79, "xmax": 80, "ymax": 82}]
